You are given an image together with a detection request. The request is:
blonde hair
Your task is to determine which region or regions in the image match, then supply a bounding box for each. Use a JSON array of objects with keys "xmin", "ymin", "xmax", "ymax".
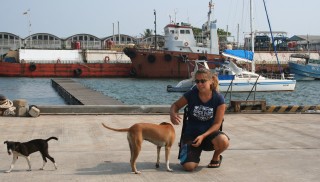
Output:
[{"xmin": 195, "ymin": 68, "xmax": 219, "ymax": 92}]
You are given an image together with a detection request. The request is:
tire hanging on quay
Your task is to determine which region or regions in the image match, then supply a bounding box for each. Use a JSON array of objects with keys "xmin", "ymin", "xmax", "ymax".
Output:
[
  {"xmin": 147, "ymin": 54, "xmax": 156, "ymax": 63},
  {"xmin": 29, "ymin": 63, "xmax": 37, "ymax": 72}
]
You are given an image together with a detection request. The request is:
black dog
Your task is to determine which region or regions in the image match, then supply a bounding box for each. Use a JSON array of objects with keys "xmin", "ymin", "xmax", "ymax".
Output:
[{"xmin": 4, "ymin": 137, "xmax": 58, "ymax": 173}]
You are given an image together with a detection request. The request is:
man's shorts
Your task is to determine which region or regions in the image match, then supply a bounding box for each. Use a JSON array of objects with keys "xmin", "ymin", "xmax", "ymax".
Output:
[{"xmin": 178, "ymin": 131, "xmax": 229, "ymax": 165}]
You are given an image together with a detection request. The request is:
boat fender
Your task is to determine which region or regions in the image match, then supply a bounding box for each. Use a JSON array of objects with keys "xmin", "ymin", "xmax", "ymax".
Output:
[
  {"xmin": 184, "ymin": 42, "xmax": 189, "ymax": 47},
  {"xmin": 174, "ymin": 36, "xmax": 178, "ymax": 40},
  {"xmin": 164, "ymin": 54, "xmax": 172, "ymax": 61},
  {"xmin": 104, "ymin": 56, "xmax": 110, "ymax": 63},
  {"xmin": 129, "ymin": 67, "xmax": 137, "ymax": 76},
  {"xmin": 57, "ymin": 59, "xmax": 61, "ymax": 64},
  {"xmin": 73, "ymin": 68, "xmax": 82, "ymax": 77},
  {"xmin": 147, "ymin": 54, "xmax": 156, "ymax": 63},
  {"xmin": 29, "ymin": 63, "xmax": 37, "ymax": 72}
]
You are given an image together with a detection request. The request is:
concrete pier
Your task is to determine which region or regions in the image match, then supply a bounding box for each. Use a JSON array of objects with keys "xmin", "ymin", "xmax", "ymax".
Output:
[{"xmin": 0, "ymin": 113, "xmax": 319, "ymax": 182}]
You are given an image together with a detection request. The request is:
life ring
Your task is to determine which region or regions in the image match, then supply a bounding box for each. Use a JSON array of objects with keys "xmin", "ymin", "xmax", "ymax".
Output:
[
  {"xmin": 57, "ymin": 59, "xmax": 61, "ymax": 64},
  {"xmin": 184, "ymin": 42, "xmax": 189, "ymax": 47},
  {"xmin": 29, "ymin": 63, "xmax": 36, "ymax": 72},
  {"xmin": 147, "ymin": 54, "xmax": 156, "ymax": 63},
  {"xmin": 164, "ymin": 54, "xmax": 172, "ymax": 61},
  {"xmin": 129, "ymin": 67, "xmax": 137, "ymax": 76},
  {"xmin": 104, "ymin": 56, "xmax": 110, "ymax": 63},
  {"xmin": 174, "ymin": 36, "xmax": 178, "ymax": 40},
  {"xmin": 73, "ymin": 68, "xmax": 82, "ymax": 77}
]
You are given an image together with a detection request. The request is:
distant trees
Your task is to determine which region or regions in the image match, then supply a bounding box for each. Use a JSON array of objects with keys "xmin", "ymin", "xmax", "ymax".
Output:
[
  {"xmin": 141, "ymin": 29, "xmax": 153, "ymax": 38},
  {"xmin": 192, "ymin": 27, "xmax": 231, "ymax": 43}
]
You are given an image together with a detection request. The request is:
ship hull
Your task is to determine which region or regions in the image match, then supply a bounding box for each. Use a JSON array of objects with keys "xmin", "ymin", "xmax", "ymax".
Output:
[
  {"xmin": 289, "ymin": 61, "xmax": 320, "ymax": 80},
  {"xmin": 0, "ymin": 62, "xmax": 131, "ymax": 77},
  {"xmin": 124, "ymin": 48, "xmax": 224, "ymax": 78}
]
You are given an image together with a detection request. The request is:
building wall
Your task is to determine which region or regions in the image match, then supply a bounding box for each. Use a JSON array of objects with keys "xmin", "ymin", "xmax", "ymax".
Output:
[{"xmin": 0, "ymin": 32, "xmax": 137, "ymax": 56}]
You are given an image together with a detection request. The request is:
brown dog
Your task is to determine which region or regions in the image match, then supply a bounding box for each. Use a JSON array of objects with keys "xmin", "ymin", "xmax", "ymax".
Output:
[{"xmin": 101, "ymin": 122, "xmax": 175, "ymax": 174}]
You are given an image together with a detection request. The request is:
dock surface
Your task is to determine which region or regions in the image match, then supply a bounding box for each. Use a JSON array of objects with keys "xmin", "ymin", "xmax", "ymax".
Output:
[
  {"xmin": 51, "ymin": 78, "xmax": 124, "ymax": 105},
  {"xmin": 0, "ymin": 113, "xmax": 319, "ymax": 182}
]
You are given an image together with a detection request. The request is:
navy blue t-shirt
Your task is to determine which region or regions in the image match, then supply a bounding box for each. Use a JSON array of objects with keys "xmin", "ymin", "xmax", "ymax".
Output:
[{"xmin": 183, "ymin": 88, "xmax": 225, "ymax": 138}]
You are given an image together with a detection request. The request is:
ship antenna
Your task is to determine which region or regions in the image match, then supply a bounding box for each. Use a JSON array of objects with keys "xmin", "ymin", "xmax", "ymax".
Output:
[
  {"xmin": 174, "ymin": 9, "xmax": 177, "ymax": 24},
  {"xmin": 207, "ymin": 1, "xmax": 213, "ymax": 33}
]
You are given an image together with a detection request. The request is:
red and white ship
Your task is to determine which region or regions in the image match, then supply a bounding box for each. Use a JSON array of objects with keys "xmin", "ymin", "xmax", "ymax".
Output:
[
  {"xmin": 0, "ymin": 49, "xmax": 132, "ymax": 77},
  {"xmin": 124, "ymin": 1, "xmax": 224, "ymax": 78}
]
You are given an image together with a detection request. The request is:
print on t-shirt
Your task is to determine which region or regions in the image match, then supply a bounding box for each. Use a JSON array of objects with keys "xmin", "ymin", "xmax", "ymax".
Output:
[{"xmin": 192, "ymin": 105, "xmax": 213, "ymax": 121}]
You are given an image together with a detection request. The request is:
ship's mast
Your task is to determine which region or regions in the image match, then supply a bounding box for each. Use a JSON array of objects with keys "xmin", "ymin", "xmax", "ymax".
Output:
[
  {"xmin": 207, "ymin": 0, "xmax": 219, "ymax": 54},
  {"xmin": 250, "ymin": 0, "xmax": 255, "ymax": 73},
  {"xmin": 207, "ymin": 0, "xmax": 212, "ymax": 33}
]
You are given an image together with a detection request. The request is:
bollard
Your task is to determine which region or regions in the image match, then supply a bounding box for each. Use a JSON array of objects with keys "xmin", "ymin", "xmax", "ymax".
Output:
[
  {"xmin": 29, "ymin": 105, "xmax": 40, "ymax": 117},
  {"xmin": 13, "ymin": 99, "xmax": 29, "ymax": 117}
]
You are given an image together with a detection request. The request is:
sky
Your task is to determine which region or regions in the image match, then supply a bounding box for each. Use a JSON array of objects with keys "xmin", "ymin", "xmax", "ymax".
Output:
[{"xmin": 1, "ymin": 0, "xmax": 320, "ymax": 41}]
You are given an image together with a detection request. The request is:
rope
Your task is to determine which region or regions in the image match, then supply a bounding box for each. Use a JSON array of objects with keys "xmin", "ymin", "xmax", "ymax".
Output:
[
  {"xmin": 0, "ymin": 99, "xmax": 13, "ymax": 109},
  {"xmin": 262, "ymin": 0, "xmax": 283, "ymax": 76}
]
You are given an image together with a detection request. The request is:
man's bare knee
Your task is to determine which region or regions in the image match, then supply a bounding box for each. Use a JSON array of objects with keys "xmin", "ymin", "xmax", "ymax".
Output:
[{"xmin": 182, "ymin": 162, "xmax": 198, "ymax": 172}]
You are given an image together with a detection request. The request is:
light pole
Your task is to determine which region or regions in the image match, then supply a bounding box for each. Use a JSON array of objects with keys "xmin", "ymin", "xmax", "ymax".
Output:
[
  {"xmin": 23, "ymin": 9, "xmax": 31, "ymax": 48},
  {"xmin": 154, "ymin": 9, "xmax": 157, "ymax": 49}
]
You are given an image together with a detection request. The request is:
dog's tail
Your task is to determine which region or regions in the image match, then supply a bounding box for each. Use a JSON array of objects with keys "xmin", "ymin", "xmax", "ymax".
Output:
[
  {"xmin": 101, "ymin": 123, "xmax": 129, "ymax": 132},
  {"xmin": 46, "ymin": 137, "xmax": 58, "ymax": 142}
]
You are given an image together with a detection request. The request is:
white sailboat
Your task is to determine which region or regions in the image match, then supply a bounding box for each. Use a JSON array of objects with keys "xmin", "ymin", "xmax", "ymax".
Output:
[{"xmin": 167, "ymin": 59, "xmax": 296, "ymax": 92}]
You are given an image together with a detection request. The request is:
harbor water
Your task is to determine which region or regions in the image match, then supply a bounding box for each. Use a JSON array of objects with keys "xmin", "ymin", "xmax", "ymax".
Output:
[{"xmin": 0, "ymin": 77, "xmax": 319, "ymax": 106}]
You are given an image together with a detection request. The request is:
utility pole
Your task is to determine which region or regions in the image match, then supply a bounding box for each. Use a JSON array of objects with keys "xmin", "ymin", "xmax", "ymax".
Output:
[
  {"xmin": 154, "ymin": 9, "xmax": 157, "ymax": 49},
  {"xmin": 118, "ymin": 21, "xmax": 120, "ymax": 44},
  {"xmin": 23, "ymin": 9, "xmax": 31, "ymax": 48}
]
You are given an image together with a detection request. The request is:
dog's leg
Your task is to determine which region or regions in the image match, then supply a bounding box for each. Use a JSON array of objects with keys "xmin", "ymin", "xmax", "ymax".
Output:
[
  {"xmin": 165, "ymin": 146, "xmax": 173, "ymax": 172},
  {"xmin": 5, "ymin": 154, "xmax": 18, "ymax": 173},
  {"xmin": 130, "ymin": 145, "xmax": 141, "ymax": 174},
  {"xmin": 40, "ymin": 160, "xmax": 47, "ymax": 170},
  {"xmin": 41, "ymin": 151, "xmax": 57, "ymax": 170},
  {"xmin": 46, "ymin": 155, "xmax": 57, "ymax": 170},
  {"xmin": 25, "ymin": 156, "xmax": 32, "ymax": 171},
  {"xmin": 156, "ymin": 146, "xmax": 161, "ymax": 168},
  {"xmin": 128, "ymin": 134, "xmax": 142, "ymax": 174},
  {"xmin": 40, "ymin": 154, "xmax": 47, "ymax": 170}
]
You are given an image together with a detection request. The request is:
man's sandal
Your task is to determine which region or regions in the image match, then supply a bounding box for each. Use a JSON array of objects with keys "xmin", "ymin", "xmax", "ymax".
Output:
[{"xmin": 207, "ymin": 155, "xmax": 223, "ymax": 168}]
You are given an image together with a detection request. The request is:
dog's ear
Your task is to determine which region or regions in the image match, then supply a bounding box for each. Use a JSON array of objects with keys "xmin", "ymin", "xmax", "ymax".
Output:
[{"xmin": 4, "ymin": 141, "xmax": 8, "ymax": 144}]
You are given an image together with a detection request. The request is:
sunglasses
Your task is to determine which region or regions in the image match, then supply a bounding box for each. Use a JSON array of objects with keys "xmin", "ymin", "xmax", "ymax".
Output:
[{"xmin": 195, "ymin": 79, "xmax": 208, "ymax": 84}]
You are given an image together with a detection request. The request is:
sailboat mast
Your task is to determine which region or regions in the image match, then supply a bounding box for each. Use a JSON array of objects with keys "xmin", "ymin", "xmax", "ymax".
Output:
[{"xmin": 250, "ymin": 0, "xmax": 255, "ymax": 73}]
